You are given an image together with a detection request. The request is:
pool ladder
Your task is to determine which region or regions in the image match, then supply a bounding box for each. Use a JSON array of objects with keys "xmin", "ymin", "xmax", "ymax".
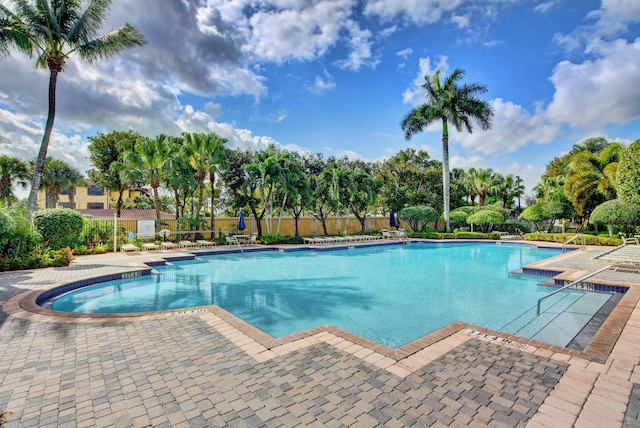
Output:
[
  {"xmin": 562, "ymin": 233, "xmax": 586, "ymax": 252},
  {"xmin": 536, "ymin": 265, "xmax": 611, "ymax": 315}
]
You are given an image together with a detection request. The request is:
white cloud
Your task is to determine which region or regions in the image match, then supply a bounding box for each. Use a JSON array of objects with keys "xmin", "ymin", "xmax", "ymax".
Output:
[
  {"xmin": 533, "ymin": 2, "xmax": 555, "ymax": 14},
  {"xmin": 450, "ymin": 154, "xmax": 487, "ymax": 170},
  {"xmin": 335, "ymin": 20, "xmax": 379, "ymax": 71},
  {"xmin": 546, "ymin": 38, "xmax": 640, "ymax": 130},
  {"xmin": 396, "ymin": 48, "xmax": 413, "ymax": 59},
  {"xmin": 402, "ymin": 56, "xmax": 450, "ymax": 105},
  {"xmin": 456, "ymin": 98, "xmax": 561, "ymax": 155},
  {"xmin": 305, "ymin": 70, "xmax": 336, "ymax": 94},
  {"xmin": 364, "ymin": 0, "xmax": 464, "ymax": 25},
  {"xmin": 451, "ymin": 14, "xmax": 470, "ymax": 28}
]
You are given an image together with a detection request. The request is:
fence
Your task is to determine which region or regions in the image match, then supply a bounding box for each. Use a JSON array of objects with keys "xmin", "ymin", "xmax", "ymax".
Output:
[{"xmin": 82, "ymin": 215, "xmax": 395, "ymax": 245}]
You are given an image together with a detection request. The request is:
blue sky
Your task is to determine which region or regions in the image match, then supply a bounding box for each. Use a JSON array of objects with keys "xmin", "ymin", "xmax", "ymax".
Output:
[{"xmin": 1, "ymin": 0, "xmax": 639, "ymax": 197}]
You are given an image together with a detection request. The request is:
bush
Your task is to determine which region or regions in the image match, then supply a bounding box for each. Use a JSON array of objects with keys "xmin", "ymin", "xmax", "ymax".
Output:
[
  {"xmin": 259, "ymin": 234, "xmax": 285, "ymax": 244},
  {"xmin": 399, "ymin": 206, "xmax": 439, "ymax": 232},
  {"xmin": 466, "ymin": 210, "xmax": 504, "ymax": 233},
  {"xmin": 33, "ymin": 208, "xmax": 84, "ymax": 251},
  {"xmin": 41, "ymin": 247, "xmax": 74, "ymax": 267},
  {"xmin": 454, "ymin": 232, "xmax": 500, "ymax": 240},
  {"xmin": 589, "ymin": 199, "xmax": 640, "ymax": 236},
  {"xmin": 523, "ymin": 233, "xmax": 622, "ymax": 246},
  {"xmin": 0, "ymin": 207, "xmax": 41, "ymax": 258}
]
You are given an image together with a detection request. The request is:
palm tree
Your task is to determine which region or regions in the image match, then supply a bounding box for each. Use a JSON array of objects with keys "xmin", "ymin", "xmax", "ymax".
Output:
[
  {"xmin": 471, "ymin": 168, "xmax": 498, "ymax": 206},
  {"xmin": 401, "ymin": 68, "xmax": 493, "ymax": 232},
  {"xmin": 119, "ymin": 135, "xmax": 171, "ymax": 226},
  {"xmin": 39, "ymin": 158, "xmax": 83, "ymax": 208},
  {"xmin": 182, "ymin": 132, "xmax": 227, "ymax": 227},
  {"xmin": 495, "ymin": 173, "xmax": 524, "ymax": 210},
  {"xmin": 0, "ymin": 0, "xmax": 146, "ymax": 212},
  {"xmin": 0, "ymin": 155, "xmax": 30, "ymax": 206}
]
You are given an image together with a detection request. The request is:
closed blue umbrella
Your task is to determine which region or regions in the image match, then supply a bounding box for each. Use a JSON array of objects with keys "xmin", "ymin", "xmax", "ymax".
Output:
[
  {"xmin": 237, "ymin": 209, "xmax": 246, "ymax": 231},
  {"xmin": 389, "ymin": 211, "xmax": 396, "ymax": 228}
]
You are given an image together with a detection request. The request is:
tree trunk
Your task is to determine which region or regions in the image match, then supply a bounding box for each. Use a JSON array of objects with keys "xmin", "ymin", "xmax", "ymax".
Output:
[
  {"xmin": 442, "ymin": 119, "xmax": 451, "ymax": 232},
  {"xmin": 153, "ymin": 185, "xmax": 161, "ymax": 230},
  {"xmin": 69, "ymin": 185, "xmax": 76, "ymax": 209},
  {"xmin": 209, "ymin": 170, "xmax": 216, "ymax": 231},
  {"xmin": 117, "ymin": 188, "xmax": 125, "ymax": 217},
  {"xmin": 28, "ymin": 69, "xmax": 59, "ymax": 212}
]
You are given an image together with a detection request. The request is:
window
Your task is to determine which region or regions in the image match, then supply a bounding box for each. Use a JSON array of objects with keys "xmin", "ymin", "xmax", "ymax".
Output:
[
  {"xmin": 59, "ymin": 202, "xmax": 71, "ymax": 208},
  {"xmin": 60, "ymin": 188, "xmax": 69, "ymax": 195},
  {"xmin": 87, "ymin": 202, "xmax": 104, "ymax": 209},
  {"xmin": 87, "ymin": 187, "xmax": 104, "ymax": 196}
]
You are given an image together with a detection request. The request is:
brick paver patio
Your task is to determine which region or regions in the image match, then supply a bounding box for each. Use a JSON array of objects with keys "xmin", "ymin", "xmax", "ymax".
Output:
[{"xmin": 1, "ymin": 242, "xmax": 639, "ymax": 427}]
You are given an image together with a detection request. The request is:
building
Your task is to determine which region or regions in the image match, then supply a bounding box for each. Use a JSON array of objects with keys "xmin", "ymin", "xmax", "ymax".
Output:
[{"xmin": 37, "ymin": 184, "xmax": 148, "ymax": 210}]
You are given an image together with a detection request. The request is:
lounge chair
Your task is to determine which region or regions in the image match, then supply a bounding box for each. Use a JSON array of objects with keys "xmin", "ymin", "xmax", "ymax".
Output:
[
  {"xmin": 161, "ymin": 242, "xmax": 178, "ymax": 250},
  {"xmin": 224, "ymin": 233, "xmax": 239, "ymax": 246},
  {"xmin": 593, "ymin": 244, "xmax": 640, "ymax": 266},
  {"xmin": 120, "ymin": 243, "xmax": 140, "ymax": 253},
  {"xmin": 142, "ymin": 243, "xmax": 159, "ymax": 251},
  {"xmin": 196, "ymin": 239, "xmax": 215, "ymax": 248},
  {"xmin": 179, "ymin": 240, "xmax": 197, "ymax": 248}
]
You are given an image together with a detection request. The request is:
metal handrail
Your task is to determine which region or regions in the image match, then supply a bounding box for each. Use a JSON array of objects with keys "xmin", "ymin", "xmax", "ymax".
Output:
[
  {"xmin": 536, "ymin": 265, "xmax": 611, "ymax": 314},
  {"xmin": 562, "ymin": 233, "xmax": 586, "ymax": 252}
]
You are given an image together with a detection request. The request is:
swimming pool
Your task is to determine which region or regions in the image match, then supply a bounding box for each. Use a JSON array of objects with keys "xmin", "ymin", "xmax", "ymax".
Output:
[{"xmin": 48, "ymin": 242, "xmax": 613, "ymax": 348}]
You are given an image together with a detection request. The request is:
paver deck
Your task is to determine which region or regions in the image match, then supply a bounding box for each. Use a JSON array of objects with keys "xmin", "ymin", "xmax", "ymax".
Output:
[{"xmin": 1, "ymin": 241, "xmax": 639, "ymax": 427}]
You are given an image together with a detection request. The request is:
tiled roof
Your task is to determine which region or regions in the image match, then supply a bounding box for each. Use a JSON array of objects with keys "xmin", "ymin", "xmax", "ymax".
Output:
[{"xmin": 76, "ymin": 209, "xmax": 174, "ymax": 219}]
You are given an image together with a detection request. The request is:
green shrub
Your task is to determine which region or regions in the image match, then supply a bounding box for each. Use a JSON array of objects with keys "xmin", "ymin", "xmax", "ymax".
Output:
[
  {"xmin": 399, "ymin": 206, "xmax": 439, "ymax": 232},
  {"xmin": 40, "ymin": 248, "xmax": 74, "ymax": 267},
  {"xmin": 454, "ymin": 232, "xmax": 500, "ymax": 240},
  {"xmin": 0, "ymin": 207, "xmax": 41, "ymax": 258},
  {"xmin": 33, "ymin": 208, "xmax": 84, "ymax": 251},
  {"xmin": 259, "ymin": 234, "xmax": 285, "ymax": 244},
  {"xmin": 73, "ymin": 245, "xmax": 90, "ymax": 255},
  {"xmin": 466, "ymin": 210, "xmax": 505, "ymax": 233},
  {"xmin": 6, "ymin": 254, "xmax": 42, "ymax": 270},
  {"xmin": 284, "ymin": 236, "xmax": 304, "ymax": 244},
  {"xmin": 523, "ymin": 233, "xmax": 622, "ymax": 246}
]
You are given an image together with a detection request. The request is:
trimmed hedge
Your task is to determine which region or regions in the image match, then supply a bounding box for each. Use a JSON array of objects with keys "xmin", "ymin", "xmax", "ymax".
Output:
[
  {"xmin": 524, "ymin": 233, "xmax": 622, "ymax": 246},
  {"xmin": 407, "ymin": 231, "xmax": 499, "ymax": 240}
]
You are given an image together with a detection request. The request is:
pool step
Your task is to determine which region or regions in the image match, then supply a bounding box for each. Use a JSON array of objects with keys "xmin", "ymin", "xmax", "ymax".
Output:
[{"xmin": 501, "ymin": 291, "xmax": 612, "ymax": 348}]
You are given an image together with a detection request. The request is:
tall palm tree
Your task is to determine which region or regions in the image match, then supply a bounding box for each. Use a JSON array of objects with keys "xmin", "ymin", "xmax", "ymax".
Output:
[
  {"xmin": 0, "ymin": 0, "xmax": 146, "ymax": 212},
  {"xmin": 401, "ymin": 68, "xmax": 493, "ymax": 232},
  {"xmin": 119, "ymin": 135, "xmax": 171, "ymax": 226},
  {"xmin": 182, "ymin": 132, "xmax": 227, "ymax": 225},
  {"xmin": 0, "ymin": 155, "xmax": 30, "ymax": 206},
  {"xmin": 495, "ymin": 173, "xmax": 524, "ymax": 210}
]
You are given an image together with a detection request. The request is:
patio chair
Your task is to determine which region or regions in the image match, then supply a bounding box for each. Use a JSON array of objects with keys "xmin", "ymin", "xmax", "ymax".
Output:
[
  {"xmin": 593, "ymin": 244, "xmax": 640, "ymax": 266},
  {"xmin": 161, "ymin": 242, "xmax": 178, "ymax": 250},
  {"xmin": 196, "ymin": 239, "xmax": 216, "ymax": 248},
  {"xmin": 120, "ymin": 243, "xmax": 140, "ymax": 253},
  {"xmin": 179, "ymin": 240, "xmax": 197, "ymax": 248},
  {"xmin": 142, "ymin": 243, "xmax": 159, "ymax": 251}
]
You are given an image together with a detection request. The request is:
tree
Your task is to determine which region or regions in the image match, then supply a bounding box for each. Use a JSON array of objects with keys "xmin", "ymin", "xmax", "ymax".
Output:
[
  {"xmin": 182, "ymin": 132, "xmax": 227, "ymax": 225},
  {"xmin": 495, "ymin": 173, "xmax": 524, "ymax": 210},
  {"xmin": 119, "ymin": 135, "xmax": 171, "ymax": 226},
  {"xmin": 378, "ymin": 149, "xmax": 443, "ymax": 214},
  {"xmin": 1, "ymin": 0, "xmax": 146, "ymax": 212},
  {"xmin": 39, "ymin": 158, "xmax": 83, "ymax": 208},
  {"xmin": 0, "ymin": 155, "xmax": 29, "ymax": 206},
  {"xmin": 616, "ymin": 139, "xmax": 640, "ymax": 204},
  {"xmin": 399, "ymin": 206, "xmax": 439, "ymax": 232},
  {"xmin": 469, "ymin": 168, "xmax": 498, "ymax": 206},
  {"xmin": 88, "ymin": 130, "xmax": 142, "ymax": 217},
  {"xmin": 467, "ymin": 210, "xmax": 504, "ymax": 233},
  {"xmin": 344, "ymin": 161, "xmax": 380, "ymax": 231},
  {"xmin": 33, "ymin": 207, "xmax": 83, "ymax": 251},
  {"xmin": 162, "ymin": 137, "xmax": 197, "ymax": 219},
  {"xmin": 589, "ymin": 199, "xmax": 640, "ymax": 236},
  {"xmin": 401, "ymin": 68, "xmax": 493, "ymax": 232}
]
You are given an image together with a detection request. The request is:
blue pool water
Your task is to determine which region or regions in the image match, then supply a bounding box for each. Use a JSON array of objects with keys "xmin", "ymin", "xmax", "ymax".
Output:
[{"xmin": 50, "ymin": 242, "xmax": 612, "ymax": 348}]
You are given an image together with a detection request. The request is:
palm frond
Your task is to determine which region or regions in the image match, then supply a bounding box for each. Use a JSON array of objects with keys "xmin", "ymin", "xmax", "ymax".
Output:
[{"xmin": 77, "ymin": 24, "xmax": 145, "ymax": 62}]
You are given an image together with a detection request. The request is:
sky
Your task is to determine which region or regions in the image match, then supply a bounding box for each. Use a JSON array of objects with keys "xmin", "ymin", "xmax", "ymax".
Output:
[{"xmin": 1, "ymin": 0, "xmax": 639, "ymax": 199}]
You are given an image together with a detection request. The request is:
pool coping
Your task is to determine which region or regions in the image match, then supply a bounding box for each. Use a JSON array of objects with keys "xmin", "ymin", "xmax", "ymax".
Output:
[{"xmin": 4, "ymin": 240, "xmax": 639, "ymax": 365}]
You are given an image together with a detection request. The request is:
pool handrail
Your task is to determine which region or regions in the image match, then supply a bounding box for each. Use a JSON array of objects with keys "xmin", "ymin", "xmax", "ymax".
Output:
[
  {"xmin": 562, "ymin": 233, "xmax": 586, "ymax": 252},
  {"xmin": 536, "ymin": 265, "xmax": 611, "ymax": 315}
]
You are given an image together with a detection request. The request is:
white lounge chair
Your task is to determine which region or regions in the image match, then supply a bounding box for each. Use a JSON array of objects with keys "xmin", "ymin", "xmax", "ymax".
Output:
[
  {"xmin": 593, "ymin": 244, "xmax": 640, "ymax": 266},
  {"xmin": 179, "ymin": 240, "xmax": 197, "ymax": 248},
  {"xmin": 120, "ymin": 244, "xmax": 140, "ymax": 253},
  {"xmin": 196, "ymin": 239, "xmax": 215, "ymax": 248},
  {"xmin": 161, "ymin": 242, "xmax": 178, "ymax": 250},
  {"xmin": 142, "ymin": 243, "xmax": 159, "ymax": 251}
]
